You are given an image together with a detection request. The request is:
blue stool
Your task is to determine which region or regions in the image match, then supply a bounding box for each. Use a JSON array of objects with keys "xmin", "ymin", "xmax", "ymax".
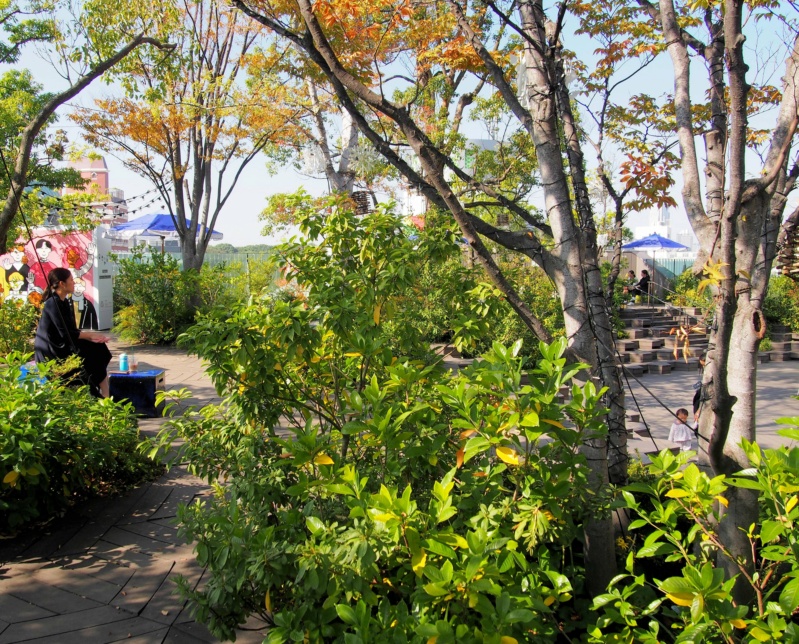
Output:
[
  {"xmin": 109, "ymin": 369, "xmax": 166, "ymax": 417},
  {"xmin": 18, "ymin": 362, "xmax": 47, "ymax": 385}
]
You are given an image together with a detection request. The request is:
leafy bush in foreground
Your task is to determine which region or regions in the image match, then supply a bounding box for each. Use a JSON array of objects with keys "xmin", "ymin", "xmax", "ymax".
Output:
[
  {"xmin": 0, "ymin": 354, "xmax": 162, "ymax": 532},
  {"xmin": 158, "ymin": 197, "xmax": 799, "ymax": 642}
]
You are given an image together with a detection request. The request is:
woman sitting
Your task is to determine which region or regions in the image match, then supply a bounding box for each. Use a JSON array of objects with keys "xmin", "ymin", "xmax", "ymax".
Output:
[
  {"xmin": 34, "ymin": 268, "xmax": 112, "ymax": 397},
  {"xmin": 630, "ymin": 270, "xmax": 651, "ymax": 298}
]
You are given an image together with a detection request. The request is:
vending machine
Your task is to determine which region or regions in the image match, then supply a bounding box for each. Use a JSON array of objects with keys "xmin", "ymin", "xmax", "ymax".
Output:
[{"xmin": 0, "ymin": 226, "xmax": 114, "ymax": 330}]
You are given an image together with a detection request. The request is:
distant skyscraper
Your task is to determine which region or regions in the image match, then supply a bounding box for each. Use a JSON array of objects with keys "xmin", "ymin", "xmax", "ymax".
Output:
[{"xmin": 658, "ymin": 205, "xmax": 671, "ymax": 227}]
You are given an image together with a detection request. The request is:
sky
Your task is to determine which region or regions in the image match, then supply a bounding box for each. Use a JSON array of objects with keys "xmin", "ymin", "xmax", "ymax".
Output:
[
  {"xmin": 16, "ymin": 46, "xmax": 330, "ymax": 248},
  {"xmin": 12, "ymin": 9, "xmax": 796, "ymax": 250}
]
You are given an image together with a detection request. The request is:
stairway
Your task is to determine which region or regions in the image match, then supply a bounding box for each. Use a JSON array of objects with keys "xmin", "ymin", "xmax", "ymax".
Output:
[
  {"xmin": 617, "ymin": 305, "xmax": 799, "ymax": 376},
  {"xmin": 616, "ymin": 304, "xmax": 707, "ymax": 377}
]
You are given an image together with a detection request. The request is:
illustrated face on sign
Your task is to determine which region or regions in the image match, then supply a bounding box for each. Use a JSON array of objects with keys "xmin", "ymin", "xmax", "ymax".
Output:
[
  {"xmin": 10, "ymin": 245, "xmax": 24, "ymax": 263},
  {"xmin": 73, "ymin": 278, "xmax": 86, "ymax": 297},
  {"xmin": 8, "ymin": 273, "xmax": 24, "ymax": 293},
  {"xmin": 36, "ymin": 241, "xmax": 52, "ymax": 261}
]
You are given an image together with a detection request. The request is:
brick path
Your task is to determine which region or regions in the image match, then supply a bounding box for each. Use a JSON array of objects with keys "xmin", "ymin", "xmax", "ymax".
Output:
[{"xmin": 0, "ymin": 343, "xmax": 268, "ymax": 644}]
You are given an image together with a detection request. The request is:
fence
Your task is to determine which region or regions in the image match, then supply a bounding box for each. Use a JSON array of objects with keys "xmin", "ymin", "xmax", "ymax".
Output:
[{"xmin": 108, "ymin": 251, "xmax": 276, "ymax": 275}]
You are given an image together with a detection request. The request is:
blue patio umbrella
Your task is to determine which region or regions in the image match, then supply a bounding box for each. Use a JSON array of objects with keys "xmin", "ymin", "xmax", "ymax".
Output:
[
  {"xmin": 622, "ymin": 233, "xmax": 688, "ymax": 252},
  {"xmin": 108, "ymin": 213, "xmax": 223, "ymax": 252},
  {"xmin": 622, "ymin": 234, "xmax": 689, "ymax": 297}
]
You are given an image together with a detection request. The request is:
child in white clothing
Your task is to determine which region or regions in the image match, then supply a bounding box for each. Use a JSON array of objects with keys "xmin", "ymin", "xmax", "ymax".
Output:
[{"xmin": 669, "ymin": 408, "xmax": 696, "ymax": 452}]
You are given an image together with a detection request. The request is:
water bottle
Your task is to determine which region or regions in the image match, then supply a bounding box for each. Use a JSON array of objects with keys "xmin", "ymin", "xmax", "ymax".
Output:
[{"xmin": 119, "ymin": 353, "xmax": 129, "ymax": 372}]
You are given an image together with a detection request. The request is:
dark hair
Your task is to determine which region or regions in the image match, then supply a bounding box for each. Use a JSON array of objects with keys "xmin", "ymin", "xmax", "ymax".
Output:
[
  {"xmin": 35, "ymin": 239, "xmax": 52, "ymax": 250},
  {"xmin": 43, "ymin": 267, "xmax": 72, "ymax": 301},
  {"xmin": 676, "ymin": 408, "xmax": 688, "ymax": 417},
  {"xmin": 641, "ymin": 270, "xmax": 649, "ymax": 277}
]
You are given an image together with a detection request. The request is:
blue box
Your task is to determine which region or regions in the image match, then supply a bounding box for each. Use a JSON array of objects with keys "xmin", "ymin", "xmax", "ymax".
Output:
[{"xmin": 109, "ymin": 369, "xmax": 165, "ymax": 417}]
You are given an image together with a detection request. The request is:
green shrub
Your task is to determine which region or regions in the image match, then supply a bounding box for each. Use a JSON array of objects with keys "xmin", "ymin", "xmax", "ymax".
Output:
[
  {"xmin": 763, "ymin": 275, "xmax": 799, "ymax": 331},
  {"xmin": 113, "ymin": 250, "xmax": 201, "ymax": 343},
  {"xmin": 591, "ymin": 439, "xmax": 799, "ymax": 641},
  {"xmin": 157, "ymin": 338, "xmax": 606, "ymax": 643},
  {"xmin": 667, "ymin": 268, "xmax": 713, "ymax": 311},
  {"xmin": 114, "ymin": 250, "xmax": 281, "ymax": 344},
  {"xmin": 0, "ymin": 300, "xmax": 39, "ymax": 355},
  {"xmin": 154, "ymin": 195, "xmax": 799, "ymax": 642},
  {"xmin": 0, "ymin": 353, "xmax": 162, "ymax": 532},
  {"xmin": 382, "ymin": 224, "xmax": 564, "ymax": 360},
  {"xmin": 155, "ymin": 196, "xmax": 609, "ymax": 641}
]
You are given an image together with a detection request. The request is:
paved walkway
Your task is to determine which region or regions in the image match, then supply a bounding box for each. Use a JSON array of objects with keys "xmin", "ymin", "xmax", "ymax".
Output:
[
  {"xmin": 0, "ymin": 342, "xmax": 267, "ymax": 644},
  {"xmin": 624, "ymin": 360, "xmax": 799, "ymax": 455},
  {"xmin": 1, "ymin": 345, "xmax": 797, "ymax": 643}
]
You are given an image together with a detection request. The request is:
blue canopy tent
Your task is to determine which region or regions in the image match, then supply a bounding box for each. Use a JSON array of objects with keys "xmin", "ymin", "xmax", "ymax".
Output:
[
  {"xmin": 108, "ymin": 213, "xmax": 223, "ymax": 253},
  {"xmin": 622, "ymin": 233, "xmax": 689, "ymax": 299}
]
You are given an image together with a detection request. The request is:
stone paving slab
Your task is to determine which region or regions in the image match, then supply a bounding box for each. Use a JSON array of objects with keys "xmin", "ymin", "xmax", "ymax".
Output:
[
  {"xmin": 1, "ymin": 344, "xmax": 264, "ymax": 643},
  {"xmin": 0, "ymin": 594, "xmax": 57, "ymax": 622},
  {"xmin": 0, "ymin": 605, "xmax": 131, "ymax": 644},
  {"xmin": 19, "ymin": 616, "xmax": 167, "ymax": 643}
]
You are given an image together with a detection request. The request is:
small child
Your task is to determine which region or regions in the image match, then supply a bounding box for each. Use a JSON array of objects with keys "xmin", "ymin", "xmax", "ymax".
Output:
[{"xmin": 669, "ymin": 408, "xmax": 696, "ymax": 452}]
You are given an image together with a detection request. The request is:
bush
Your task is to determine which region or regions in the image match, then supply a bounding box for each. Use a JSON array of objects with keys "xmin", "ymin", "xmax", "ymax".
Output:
[
  {"xmin": 113, "ymin": 250, "xmax": 201, "ymax": 344},
  {"xmin": 0, "ymin": 299, "xmax": 39, "ymax": 355},
  {"xmin": 0, "ymin": 353, "xmax": 162, "ymax": 532},
  {"xmin": 382, "ymin": 218, "xmax": 564, "ymax": 360},
  {"xmin": 113, "ymin": 250, "xmax": 281, "ymax": 344},
  {"xmin": 155, "ymin": 197, "xmax": 609, "ymax": 641},
  {"xmin": 157, "ymin": 338, "xmax": 607, "ymax": 643},
  {"xmin": 152, "ymin": 195, "xmax": 799, "ymax": 642},
  {"xmin": 666, "ymin": 268, "xmax": 713, "ymax": 311},
  {"xmin": 592, "ymin": 439, "xmax": 799, "ymax": 641},
  {"xmin": 763, "ymin": 275, "xmax": 799, "ymax": 331}
]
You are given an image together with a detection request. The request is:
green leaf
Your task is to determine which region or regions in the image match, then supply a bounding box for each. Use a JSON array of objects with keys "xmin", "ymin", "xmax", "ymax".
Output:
[
  {"xmin": 306, "ymin": 516, "xmax": 325, "ymax": 536},
  {"xmin": 761, "ymin": 520, "xmax": 785, "ymax": 543},
  {"xmin": 780, "ymin": 577, "xmax": 799, "ymax": 615},
  {"xmin": 335, "ymin": 604, "xmax": 358, "ymax": 625},
  {"xmin": 424, "ymin": 538, "xmax": 457, "ymax": 559}
]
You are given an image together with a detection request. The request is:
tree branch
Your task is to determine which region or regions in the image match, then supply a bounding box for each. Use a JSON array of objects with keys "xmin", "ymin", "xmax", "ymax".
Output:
[{"xmin": 0, "ymin": 33, "xmax": 174, "ymax": 249}]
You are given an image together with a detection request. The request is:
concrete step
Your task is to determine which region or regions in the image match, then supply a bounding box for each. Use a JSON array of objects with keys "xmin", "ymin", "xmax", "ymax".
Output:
[
  {"xmin": 758, "ymin": 353, "xmax": 771, "ymax": 364},
  {"xmin": 626, "ymin": 413, "xmax": 640, "ymax": 422},
  {"xmin": 637, "ymin": 338, "xmax": 665, "ymax": 350},
  {"xmin": 626, "ymin": 328, "xmax": 651, "ymax": 339},
  {"xmin": 617, "ymin": 340, "xmax": 639, "ymax": 351},
  {"xmin": 771, "ymin": 341, "xmax": 793, "ymax": 351},
  {"xmin": 769, "ymin": 351, "xmax": 794, "ymax": 362},
  {"xmin": 623, "ymin": 364, "xmax": 645, "ymax": 377},
  {"xmin": 627, "ymin": 421, "xmax": 646, "ymax": 435},
  {"xmin": 671, "ymin": 358, "xmax": 700, "ymax": 371},
  {"xmin": 656, "ymin": 348, "xmax": 704, "ymax": 361},
  {"xmin": 770, "ymin": 332, "xmax": 793, "ymax": 343},
  {"xmin": 644, "ymin": 361, "xmax": 672, "ymax": 374},
  {"xmin": 619, "ymin": 307, "xmax": 661, "ymax": 317},
  {"xmin": 629, "ymin": 352, "xmax": 655, "ymax": 363}
]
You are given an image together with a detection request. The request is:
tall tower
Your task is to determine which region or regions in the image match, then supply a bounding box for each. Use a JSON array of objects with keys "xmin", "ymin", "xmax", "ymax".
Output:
[{"xmin": 658, "ymin": 205, "xmax": 671, "ymax": 235}]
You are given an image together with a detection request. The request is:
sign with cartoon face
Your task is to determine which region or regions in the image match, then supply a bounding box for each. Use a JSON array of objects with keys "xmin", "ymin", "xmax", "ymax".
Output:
[{"xmin": 0, "ymin": 228, "xmax": 111, "ymax": 330}]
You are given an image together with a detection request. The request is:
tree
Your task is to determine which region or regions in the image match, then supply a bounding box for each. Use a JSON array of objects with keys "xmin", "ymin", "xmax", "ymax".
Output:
[
  {"xmin": 229, "ymin": 0, "xmax": 799, "ymax": 597},
  {"xmin": 72, "ymin": 0, "xmax": 297, "ymax": 274},
  {"xmin": 630, "ymin": 0, "xmax": 799, "ymax": 599},
  {"xmin": 231, "ymin": 0, "xmax": 625, "ymax": 593},
  {"xmin": 0, "ymin": 0, "xmax": 173, "ymax": 249}
]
